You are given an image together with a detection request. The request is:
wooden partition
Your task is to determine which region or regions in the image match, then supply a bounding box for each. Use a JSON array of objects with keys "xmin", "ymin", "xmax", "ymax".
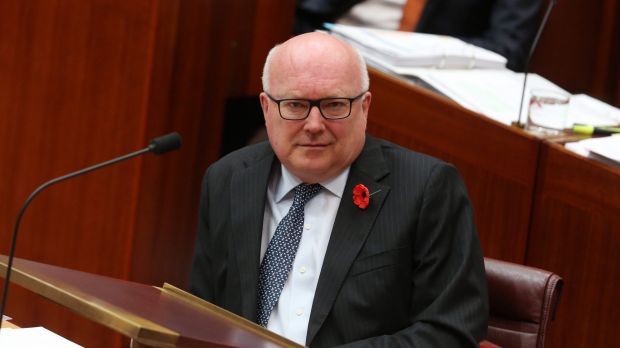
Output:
[
  {"xmin": 526, "ymin": 143, "xmax": 620, "ymax": 348},
  {"xmin": 531, "ymin": 0, "xmax": 620, "ymax": 107},
  {"xmin": 366, "ymin": 68, "xmax": 620, "ymax": 347},
  {"xmin": 366, "ymin": 69, "xmax": 539, "ymax": 263},
  {"xmin": 0, "ymin": 0, "xmax": 293, "ymax": 347}
]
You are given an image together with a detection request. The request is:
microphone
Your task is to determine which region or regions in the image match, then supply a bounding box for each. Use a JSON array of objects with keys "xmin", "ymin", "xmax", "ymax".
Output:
[
  {"xmin": 0, "ymin": 132, "xmax": 182, "ymax": 329},
  {"xmin": 514, "ymin": 0, "xmax": 558, "ymax": 127},
  {"xmin": 149, "ymin": 132, "xmax": 183, "ymax": 154}
]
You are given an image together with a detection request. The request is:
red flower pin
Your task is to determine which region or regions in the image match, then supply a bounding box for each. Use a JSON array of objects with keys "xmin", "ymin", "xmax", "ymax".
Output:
[{"xmin": 353, "ymin": 184, "xmax": 370, "ymax": 209}]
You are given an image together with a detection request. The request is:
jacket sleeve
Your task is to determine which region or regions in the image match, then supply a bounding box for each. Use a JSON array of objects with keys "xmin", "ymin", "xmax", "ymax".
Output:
[
  {"xmin": 188, "ymin": 169, "xmax": 214, "ymax": 301},
  {"xmin": 460, "ymin": 0, "xmax": 542, "ymax": 71}
]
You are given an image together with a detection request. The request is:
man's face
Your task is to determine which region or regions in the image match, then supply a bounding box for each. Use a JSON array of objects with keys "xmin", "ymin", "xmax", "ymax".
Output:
[{"xmin": 260, "ymin": 36, "xmax": 371, "ymax": 183}]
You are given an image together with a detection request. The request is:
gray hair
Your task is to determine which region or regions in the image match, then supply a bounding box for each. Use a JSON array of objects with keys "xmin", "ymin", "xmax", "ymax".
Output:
[{"xmin": 261, "ymin": 40, "xmax": 370, "ymax": 93}]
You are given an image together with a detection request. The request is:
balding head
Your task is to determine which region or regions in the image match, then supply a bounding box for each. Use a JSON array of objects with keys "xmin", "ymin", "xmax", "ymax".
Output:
[{"xmin": 262, "ymin": 32, "xmax": 369, "ymax": 94}]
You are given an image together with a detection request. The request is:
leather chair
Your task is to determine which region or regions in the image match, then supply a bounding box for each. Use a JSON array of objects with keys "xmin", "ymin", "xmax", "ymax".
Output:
[{"xmin": 483, "ymin": 258, "xmax": 563, "ymax": 348}]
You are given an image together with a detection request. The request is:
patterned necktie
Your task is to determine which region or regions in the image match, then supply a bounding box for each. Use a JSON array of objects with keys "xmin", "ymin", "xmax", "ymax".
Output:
[{"xmin": 256, "ymin": 183, "xmax": 322, "ymax": 327}]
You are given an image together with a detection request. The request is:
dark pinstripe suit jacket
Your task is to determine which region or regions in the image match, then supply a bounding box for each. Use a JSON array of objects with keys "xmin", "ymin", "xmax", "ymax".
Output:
[{"xmin": 189, "ymin": 136, "xmax": 488, "ymax": 347}]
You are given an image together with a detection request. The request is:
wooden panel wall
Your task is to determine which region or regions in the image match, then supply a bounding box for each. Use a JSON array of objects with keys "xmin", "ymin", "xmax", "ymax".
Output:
[
  {"xmin": 532, "ymin": 0, "xmax": 620, "ymax": 107},
  {"xmin": 521, "ymin": 2, "xmax": 620, "ymax": 344},
  {"xmin": 0, "ymin": 1, "xmax": 194, "ymax": 346},
  {"xmin": 0, "ymin": 0, "xmax": 293, "ymax": 347},
  {"xmin": 526, "ymin": 143, "xmax": 620, "ymax": 348},
  {"xmin": 244, "ymin": 0, "xmax": 296, "ymax": 95}
]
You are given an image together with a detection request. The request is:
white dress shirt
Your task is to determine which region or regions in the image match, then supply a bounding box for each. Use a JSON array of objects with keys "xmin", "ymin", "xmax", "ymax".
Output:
[
  {"xmin": 337, "ymin": 0, "xmax": 407, "ymax": 30},
  {"xmin": 260, "ymin": 165, "xmax": 349, "ymax": 345}
]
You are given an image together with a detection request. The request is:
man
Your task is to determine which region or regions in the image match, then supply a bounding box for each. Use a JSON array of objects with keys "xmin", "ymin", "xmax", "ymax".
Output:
[
  {"xmin": 295, "ymin": 0, "xmax": 542, "ymax": 71},
  {"xmin": 190, "ymin": 32, "xmax": 488, "ymax": 346}
]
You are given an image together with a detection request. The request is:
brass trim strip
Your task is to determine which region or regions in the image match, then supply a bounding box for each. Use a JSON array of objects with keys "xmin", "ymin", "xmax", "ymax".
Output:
[
  {"xmin": 159, "ymin": 283, "xmax": 304, "ymax": 347},
  {"xmin": 0, "ymin": 259, "xmax": 178, "ymax": 347}
]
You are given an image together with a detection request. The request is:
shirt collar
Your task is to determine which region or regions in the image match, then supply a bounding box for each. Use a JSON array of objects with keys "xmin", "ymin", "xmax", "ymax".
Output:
[{"xmin": 274, "ymin": 164, "xmax": 350, "ymax": 203}]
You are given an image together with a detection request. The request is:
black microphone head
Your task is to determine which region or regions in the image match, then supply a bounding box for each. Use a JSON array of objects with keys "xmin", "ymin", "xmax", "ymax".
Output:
[{"xmin": 149, "ymin": 132, "xmax": 182, "ymax": 155}]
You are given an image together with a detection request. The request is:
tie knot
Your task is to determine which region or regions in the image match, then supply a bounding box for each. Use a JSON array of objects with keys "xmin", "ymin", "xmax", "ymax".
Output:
[{"xmin": 292, "ymin": 183, "xmax": 321, "ymax": 207}]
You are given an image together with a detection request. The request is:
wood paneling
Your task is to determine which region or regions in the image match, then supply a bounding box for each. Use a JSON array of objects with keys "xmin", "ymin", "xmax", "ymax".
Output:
[
  {"xmin": 532, "ymin": 0, "xmax": 620, "ymax": 107},
  {"xmin": 526, "ymin": 143, "xmax": 620, "ymax": 348},
  {"xmin": 0, "ymin": 0, "xmax": 294, "ymax": 346},
  {"xmin": 614, "ymin": 2, "xmax": 620, "ymax": 107},
  {"xmin": 245, "ymin": 0, "xmax": 296, "ymax": 95},
  {"xmin": 366, "ymin": 69, "xmax": 540, "ymax": 263},
  {"xmin": 1, "ymin": 2, "xmax": 173, "ymax": 346}
]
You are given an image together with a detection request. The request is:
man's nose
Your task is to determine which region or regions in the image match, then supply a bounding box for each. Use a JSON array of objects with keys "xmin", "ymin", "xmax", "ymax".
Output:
[{"xmin": 303, "ymin": 106, "xmax": 325, "ymax": 132}]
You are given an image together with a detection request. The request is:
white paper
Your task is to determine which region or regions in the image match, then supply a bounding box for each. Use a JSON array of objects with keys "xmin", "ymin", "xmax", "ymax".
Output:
[
  {"xmin": 568, "ymin": 94, "xmax": 620, "ymax": 126},
  {"xmin": 578, "ymin": 135, "xmax": 620, "ymax": 163},
  {"xmin": 387, "ymin": 69, "xmax": 620, "ymax": 128},
  {"xmin": 0, "ymin": 327, "xmax": 83, "ymax": 347},
  {"xmin": 405, "ymin": 69, "xmax": 565, "ymax": 125},
  {"xmin": 326, "ymin": 23, "xmax": 507, "ymax": 69},
  {"xmin": 564, "ymin": 141, "xmax": 591, "ymax": 157}
]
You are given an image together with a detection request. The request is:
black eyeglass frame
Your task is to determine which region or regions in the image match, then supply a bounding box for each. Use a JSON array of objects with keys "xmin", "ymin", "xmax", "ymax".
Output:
[{"xmin": 265, "ymin": 91, "xmax": 368, "ymax": 120}]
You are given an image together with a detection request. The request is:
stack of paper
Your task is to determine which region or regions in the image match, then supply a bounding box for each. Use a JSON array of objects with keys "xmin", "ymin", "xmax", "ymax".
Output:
[
  {"xmin": 0, "ymin": 327, "xmax": 83, "ymax": 347},
  {"xmin": 569, "ymin": 94, "xmax": 620, "ymax": 126},
  {"xmin": 399, "ymin": 69, "xmax": 620, "ymax": 127},
  {"xmin": 326, "ymin": 22, "xmax": 620, "ymax": 136},
  {"xmin": 325, "ymin": 23, "xmax": 508, "ymax": 70},
  {"xmin": 410, "ymin": 69, "xmax": 565, "ymax": 125},
  {"xmin": 566, "ymin": 135, "xmax": 620, "ymax": 167}
]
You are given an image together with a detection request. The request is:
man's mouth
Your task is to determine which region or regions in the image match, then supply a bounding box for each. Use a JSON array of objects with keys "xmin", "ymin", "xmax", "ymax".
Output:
[{"xmin": 299, "ymin": 143, "xmax": 329, "ymax": 148}]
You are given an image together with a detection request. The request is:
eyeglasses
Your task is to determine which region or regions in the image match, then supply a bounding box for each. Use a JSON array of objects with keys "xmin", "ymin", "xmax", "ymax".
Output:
[{"xmin": 265, "ymin": 91, "xmax": 367, "ymax": 120}]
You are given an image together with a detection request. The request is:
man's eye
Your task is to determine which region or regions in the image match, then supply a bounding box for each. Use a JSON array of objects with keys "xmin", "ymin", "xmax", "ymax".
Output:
[
  {"xmin": 324, "ymin": 101, "xmax": 347, "ymax": 108},
  {"xmin": 284, "ymin": 101, "xmax": 307, "ymax": 109}
]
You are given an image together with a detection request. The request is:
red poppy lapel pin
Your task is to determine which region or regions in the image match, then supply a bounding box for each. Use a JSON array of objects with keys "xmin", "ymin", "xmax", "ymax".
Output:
[{"xmin": 353, "ymin": 184, "xmax": 381, "ymax": 210}]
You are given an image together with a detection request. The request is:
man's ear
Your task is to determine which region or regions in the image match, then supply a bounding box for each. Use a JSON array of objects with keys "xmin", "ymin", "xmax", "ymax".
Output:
[
  {"xmin": 259, "ymin": 92, "xmax": 270, "ymax": 120},
  {"xmin": 362, "ymin": 91, "xmax": 372, "ymax": 118}
]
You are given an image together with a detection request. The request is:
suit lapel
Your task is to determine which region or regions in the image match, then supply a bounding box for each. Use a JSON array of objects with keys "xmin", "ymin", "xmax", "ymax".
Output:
[
  {"xmin": 306, "ymin": 138, "xmax": 391, "ymax": 344},
  {"xmin": 230, "ymin": 147, "xmax": 276, "ymax": 321}
]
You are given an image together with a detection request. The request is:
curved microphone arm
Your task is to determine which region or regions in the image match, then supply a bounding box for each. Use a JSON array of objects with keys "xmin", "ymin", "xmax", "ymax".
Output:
[
  {"xmin": 0, "ymin": 147, "xmax": 151, "ymax": 326},
  {"xmin": 0, "ymin": 131, "xmax": 181, "ymax": 329}
]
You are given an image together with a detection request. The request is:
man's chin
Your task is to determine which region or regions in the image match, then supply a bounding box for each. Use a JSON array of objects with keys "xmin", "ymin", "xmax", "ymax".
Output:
[
  {"xmin": 289, "ymin": 146, "xmax": 328, "ymax": 161},
  {"xmin": 288, "ymin": 161, "xmax": 333, "ymax": 182}
]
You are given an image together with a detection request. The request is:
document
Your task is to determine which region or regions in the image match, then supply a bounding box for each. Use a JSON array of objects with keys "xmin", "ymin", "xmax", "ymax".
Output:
[
  {"xmin": 569, "ymin": 94, "xmax": 620, "ymax": 126},
  {"xmin": 0, "ymin": 327, "xmax": 83, "ymax": 347},
  {"xmin": 409, "ymin": 69, "xmax": 564, "ymax": 125},
  {"xmin": 396, "ymin": 69, "xmax": 620, "ymax": 127},
  {"xmin": 325, "ymin": 23, "xmax": 507, "ymax": 70},
  {"xmin": 566, "ymin": 135, "xmax": 620, "ymax": 167}
]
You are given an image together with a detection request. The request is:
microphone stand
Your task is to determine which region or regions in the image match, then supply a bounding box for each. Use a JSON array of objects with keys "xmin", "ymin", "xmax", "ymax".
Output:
[
  {"xmin": 0, "ymin": 133, "xmax": 181, "ymax": 331},
  {"xmin": 514, "ymin": 0, "xmax": 558, "ymax": 127}
]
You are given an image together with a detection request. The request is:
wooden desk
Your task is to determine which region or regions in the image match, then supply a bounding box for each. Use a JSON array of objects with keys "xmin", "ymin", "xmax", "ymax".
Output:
[{"xmin": 367, "ymin": 68, "xmax": 540, "ymax": 262}]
